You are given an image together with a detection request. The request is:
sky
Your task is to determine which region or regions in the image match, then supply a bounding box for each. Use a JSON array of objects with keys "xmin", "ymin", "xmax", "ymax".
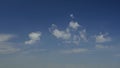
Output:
[{"xmin": 0, "ymin": 0, "xmax": 120, "ymax": 68}]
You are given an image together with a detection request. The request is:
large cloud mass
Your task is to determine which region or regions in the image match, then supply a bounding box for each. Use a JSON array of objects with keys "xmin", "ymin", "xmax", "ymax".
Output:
[{"xmin": 49, "ymin": 20, "xmax": 87, "ymax": 45}]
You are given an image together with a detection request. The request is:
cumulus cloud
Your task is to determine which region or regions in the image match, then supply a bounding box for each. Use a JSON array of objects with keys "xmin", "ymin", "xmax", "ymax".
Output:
[
  {"xmin": 95, "ymin": 33, "xmax": 111, "ymax": 43},
  {"xmin": 49, "ymin": 24, "xmax": 71, "ymax": 40},
  {"xmin": 69, "ymin": 21, "xmax": 80, "ymax": 30},
  {"xmin": 49, "ymin": 17, "xmax": 88, "ymax": 45},
  {"xmin": 52, "ymin": 29, "xmax": 71, "ymax": 40},
  {"xmin": 25, "ymin": 32, "xmax": 42, "ymax": 45},
  {"xmin": 0, "ymin": 34, "xmax": 15, "ymax": 42},
  {"xmin": 60, "ymin": 48, "xmax": 88, "ymax": 54}
]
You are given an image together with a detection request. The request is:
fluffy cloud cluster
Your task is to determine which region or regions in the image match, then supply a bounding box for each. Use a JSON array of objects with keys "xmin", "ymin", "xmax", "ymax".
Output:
[
  {"xmin": 25, "ymin": 32, "xmax": 42, "ymax": 45},
  {"xmin": 49, "ymin": 14, "xmax": 113, "ymax": 52},
  {"xmin": 49, "ymin": 21, "xmax": 87, "ymax": 45}
]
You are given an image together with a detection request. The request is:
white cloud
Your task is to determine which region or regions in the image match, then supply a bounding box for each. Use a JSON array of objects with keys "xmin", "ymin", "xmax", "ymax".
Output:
[
  {"xmin": 69, "ymin": 21, "xmax": 80, "ymax": 30},
  {"xmin": 95, "ymin": 33, "xmax": 111, "ymax": 43},
  {"xmin": 72, "ymin": 35, "xmax": 81, "ymax": 45},
  {"xmin": 49, "ymin": 24, "xmax": 71, "ymax": 40},
  {"xmin": 25, "ymin": 32, "xmax": 42, "ymax": 45},
  {"xmin": 60, "ymin": 48, "xmax": 88, "ymax": 54},
  {"xmin": 80, "ymin": 29, "xmax": 87, "ymax": 41},
  {"xmin": 0, "ymin": 34, "xmax": 15, "ymax": 42},
  {"xmin": 49, "ymin": 19, "xmax": 88, "ymax": 45},
  {"xmin": 0, "ymin": 43, "xmax": 20, "ymax": 54},
  {"xmin": 95, "ymin": 44, "xmax": 112, "ymax": 49},
  {"xmin": 52, "ymin": 29, "xmax": 71, "ymax": 40}
]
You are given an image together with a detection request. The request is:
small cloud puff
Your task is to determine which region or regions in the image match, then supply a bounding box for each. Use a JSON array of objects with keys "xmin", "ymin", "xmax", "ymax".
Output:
[
  {"xmin": 69, "ymin": 21, "xmax": 80, "ymax": 30},
  {"xmin": 70, "ymin": 14, "xmax": 74, "ymax": 19},
  {"xmin": 95, "ymin": 32, "xmax": 111, "ymax": 43},
  {"xmin": 25, "ymin": 32, "xmax": 42, "ymax": 45}
]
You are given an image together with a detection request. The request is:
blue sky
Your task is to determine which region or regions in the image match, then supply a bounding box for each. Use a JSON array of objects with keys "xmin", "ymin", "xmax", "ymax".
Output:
[{"xmin": 0, "ymin": 0, "xmax": 120, "ymax": 68}]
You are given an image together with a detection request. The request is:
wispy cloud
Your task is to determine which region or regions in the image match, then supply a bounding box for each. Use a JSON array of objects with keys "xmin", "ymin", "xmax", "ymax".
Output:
[
  {"xmin": 20, "ymin": 49, "xmax": 47, "ymax": 55},
  {"xmin": 0, "ymin": 34, "xmax": 20, "ymax": 54},
  {"xmin": 60, "ymin": 48, "xmax": 88, "ymax": 54},
  {"xmin": 95, "ymin": 44, "xmax": 112, "ymax": 49},
  {"xmin": 0, "ymin": 44, "xmax": 20, "ymax": 54},
  {"xmin": 0, "ymin": 34, "xmax": 15, "ymax": 42}
]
